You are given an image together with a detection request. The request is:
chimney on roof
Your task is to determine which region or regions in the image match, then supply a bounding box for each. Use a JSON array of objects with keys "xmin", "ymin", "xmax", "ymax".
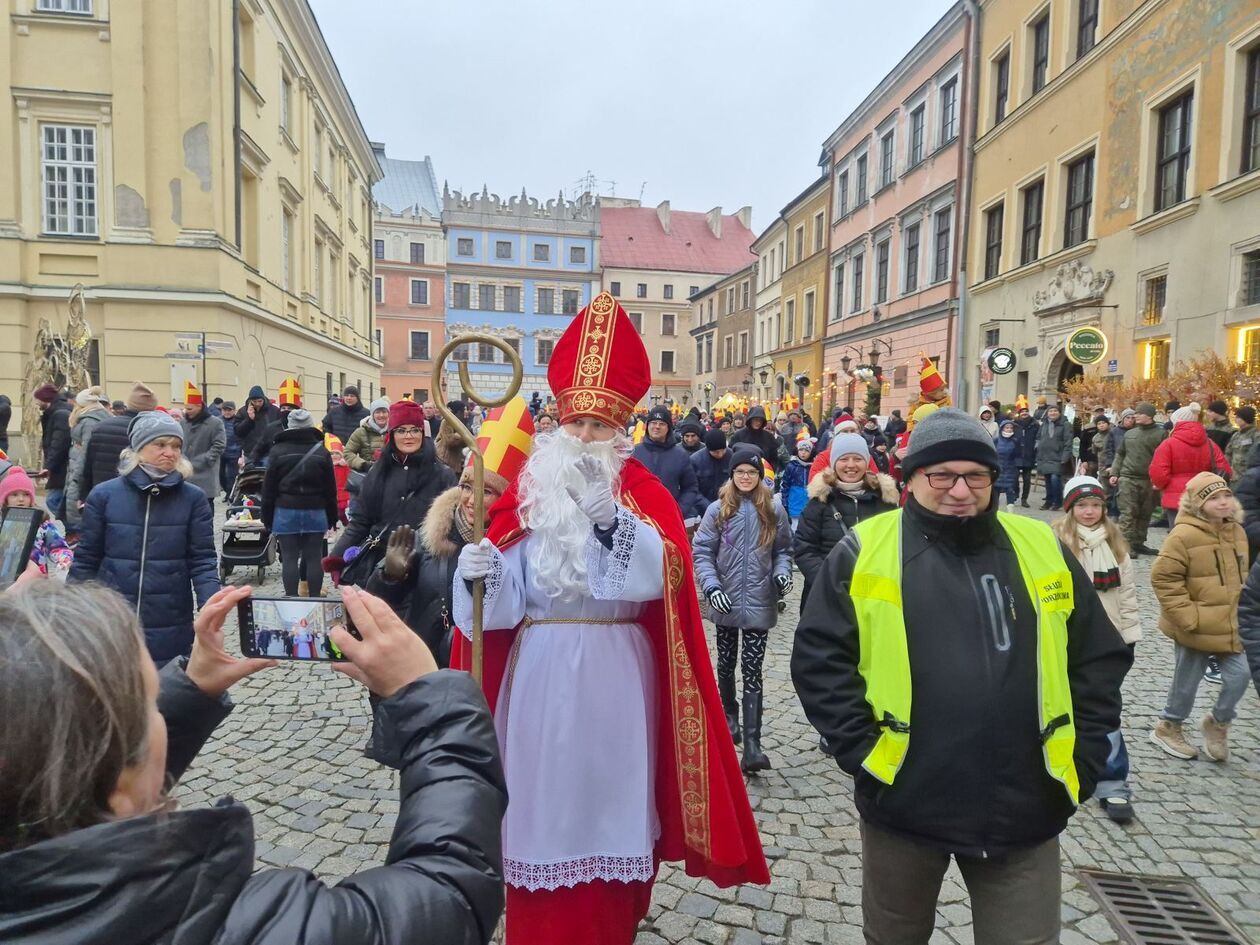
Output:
[
  {"xmin": 735, "ymin": 206, "xmax": 752, "ymax": 230},
  {"xmin": 707, "ymin": 207, "xmax": 723, "ymax": 239},
  {"xmin": 656, "ymin": 200, "xmax": 671, "ymax": 234}
]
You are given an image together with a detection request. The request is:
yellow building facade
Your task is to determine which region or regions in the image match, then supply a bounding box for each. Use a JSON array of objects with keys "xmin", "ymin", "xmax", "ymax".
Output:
[
  {"xmin": 965, "ymin": 0, "xmax": 1260, "ymax": 407},
  {"xmin": 774, "ymin": 176, "xmax": 829, "ymax": 416},
  {"xmin": 1, "ymin": 0, "xmax": 381, "ymax": 456}
]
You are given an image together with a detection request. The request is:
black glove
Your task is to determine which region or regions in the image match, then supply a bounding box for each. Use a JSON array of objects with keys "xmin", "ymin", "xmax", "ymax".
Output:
[
  {"xmin": 705, "ymin": 587, "xmax": 733, "ymax": 615},
  {"xmin": 775, "ymin": 574, "xmax": 791, "ymax": 596}
]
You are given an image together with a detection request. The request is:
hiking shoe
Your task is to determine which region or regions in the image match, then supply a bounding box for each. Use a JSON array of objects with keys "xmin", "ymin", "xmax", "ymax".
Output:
[
  {"xmin": 1100, "ymin": 797, "xmax": 1135, "ymax": 824},
  {"xmin": 1204, "ymin": 656, "xmax": 1222, "ymax": 684},
  {"xmin": 1150, "ymin": 720, "xmax": 1198, "ymax": 759},
  {"xmin": 1134, "ymin": 544, "xmax": 1158, "ymax": 556},
  {"xmin": 1200, "ymin": 714, "xmax": 1229, "ymax": 762}
]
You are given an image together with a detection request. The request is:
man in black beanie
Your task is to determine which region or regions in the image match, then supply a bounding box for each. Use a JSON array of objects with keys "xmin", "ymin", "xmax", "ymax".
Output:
[
  {"xmin": 1204, "ymin": 399, "xmax": 1236, "ymax": 453},
  {"xmin": 632, "ymin": 405, "xmax": 702, "ymax": 519},
  {"xmin": 677, "ymin": 417, "xmax": 705, "ymax": 454},
  {"xmin": 793, "ymin": 408, "xmax": 1131, "ymax": 945},
  {"xmin": 691, "ymin": 427, "xmax": 732, "ymax": 506}
]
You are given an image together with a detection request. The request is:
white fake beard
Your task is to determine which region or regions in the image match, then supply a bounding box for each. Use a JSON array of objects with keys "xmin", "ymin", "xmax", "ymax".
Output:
[{"xmin": 519, "ymin": 428, "xmax": 631, "ymax": 601}]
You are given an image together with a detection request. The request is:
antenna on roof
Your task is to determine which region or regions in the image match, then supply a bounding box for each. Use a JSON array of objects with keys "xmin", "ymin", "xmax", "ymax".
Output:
[
  {"xmin": 638, "ymin": 181, "xmax": 647, "ymax": 202},
  {"xmin": 573, "ymin": 171, "xmax": 616, "ymax": 200}
]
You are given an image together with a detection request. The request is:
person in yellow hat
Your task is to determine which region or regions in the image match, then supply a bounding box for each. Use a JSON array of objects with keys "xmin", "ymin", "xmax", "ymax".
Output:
[{"xmin": 180, "ymin": 382, "xmax": 226, "ymax": 512}]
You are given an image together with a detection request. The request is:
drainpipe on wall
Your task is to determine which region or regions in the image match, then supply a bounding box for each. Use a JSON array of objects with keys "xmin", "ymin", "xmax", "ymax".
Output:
[
  {"xmin": 232, "ymin": 0, "xmax": 243, "ymax": 252},
  {"xmin": 955, "ymin": 0, "xmax": 981, "ymax": 411}
]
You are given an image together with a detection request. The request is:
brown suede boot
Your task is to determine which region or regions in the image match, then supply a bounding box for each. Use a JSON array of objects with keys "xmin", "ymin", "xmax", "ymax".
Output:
[
  {"xmin": 1150, "ymin": 720, "xmax": 1198, "ymax": 760},
  {"xmin": 1200, "ymin": 714, "xmax": 1229, "ymax": 762},
  {"xmin": 297, "ymin": 580, "xmax": 309, "ymax": 597}
]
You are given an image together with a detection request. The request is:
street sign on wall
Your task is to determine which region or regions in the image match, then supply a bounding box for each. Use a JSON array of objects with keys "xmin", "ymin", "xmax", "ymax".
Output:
[{"xmin": 1065, "ymin": 326, "xmax": 1108, "ymax": 365}]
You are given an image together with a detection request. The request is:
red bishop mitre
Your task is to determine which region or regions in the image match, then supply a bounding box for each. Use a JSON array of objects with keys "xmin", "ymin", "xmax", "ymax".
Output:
[
  {"xmin": 278, "ymin": 376, "xmax": 302, "ymax": 407},
  {"xmin": 467, "ymin": 397, "xmax": 535, "ymax": 493},
  {"xmin": 183, "ymin": 381, "xmax": 203, "ymax": 406},
  {"xmin": 919, "ymin": 355, "xmax": 945, "ymax": 395},
  {"xmin": 548, "ymin": 291, "xmax": 650, "ymax": 429}
]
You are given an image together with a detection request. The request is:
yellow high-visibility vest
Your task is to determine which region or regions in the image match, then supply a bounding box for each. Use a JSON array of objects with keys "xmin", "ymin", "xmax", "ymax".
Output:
[{"xmin": 850, "ymin": 509, "xmax": 1081, "ymax": 804}]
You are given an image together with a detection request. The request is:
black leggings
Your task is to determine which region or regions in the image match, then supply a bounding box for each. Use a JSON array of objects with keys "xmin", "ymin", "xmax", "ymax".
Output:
[
  {"xmin": 715, "ymin": 626, "xmax": 769, "ymax": 694},
  {"xmin": 1019, "ymin": 468, "xmax": 1034, "ymax": 502},
  {"xmin": 279, "ymin": 532, "xmax": 324, "ymax": 596}
]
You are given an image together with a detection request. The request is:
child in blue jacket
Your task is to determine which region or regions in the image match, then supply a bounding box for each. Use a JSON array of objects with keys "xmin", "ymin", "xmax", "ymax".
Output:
[{"xmin": 780, "ymin": 437, "xmax": 814, "ymax": 525}]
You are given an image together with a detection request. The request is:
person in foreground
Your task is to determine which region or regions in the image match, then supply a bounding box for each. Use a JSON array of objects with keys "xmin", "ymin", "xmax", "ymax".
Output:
[
  {"xmin": 0, "ymin": 581, "xmax": 507, "ymax": 945},
  {"xmin": 791, "ymin": 408, "xmax": 1132, "ymax": 945},
  {"xmin": 452, "ymin": 292, "xmax": 768, "ymax": 945}
]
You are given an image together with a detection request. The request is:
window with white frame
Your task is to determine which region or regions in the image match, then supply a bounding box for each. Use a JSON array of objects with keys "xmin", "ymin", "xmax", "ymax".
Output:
[
  {"xmin": 938, "ymin": 78, "xmax": 959, "ymax": 145},
  {"xmin": 704, "ymin": 335, "xmax": 714, "ymax": 372},
  {"xmin": 664, "ymin": 284, "xmax": 674, "ymax": 300},
  {"xmin": 627, "ymin": 311, "xmax": 643, "ymax": 333},
  {"xmin": 813, "ymin": 212, "xmax": 826, "ymax": 252},
  {"xmin": 313, "ymin": 124, "xmax": 324, "ymax": 178},
  {"xmin": 984, "ymin": 203, "xmax": 1004, "ymax": 280},
  {"xmin": 1021, "ymin": 180, "xmax": 1044, "ymax": 264},
  {"xmin": 993, "ymin": 52, "xmax": 1010, "ymax": 125},
  {"xmin": 739, "ymin": 331, "xmax": 749, "ymax": 364},
  {"xmin": 695, "ymin": 337, "xmax": 705, "ymax": 372},
  {"xmin": 537, "ymin": 287, "xmax": 555, "ymax": 313},
  {"xmin": 1244, "ymin": 47, "xmax": 1260, "ymax": 175},
  {"xmin": 281, "ymin": 210, "xmax": 293, "ymax": 290},
  {"xmin": 36, "ymin": 0, "xmax": 92, "ymax": 13},
  {"xmin": 41, "ymin": 124, "xmax": 97, "ymax": 236},
  {"xmin": 410, "ymin": 279, "xmax": 429, "ymax": 305},
  {"xmin": 408, "ymin": 331, "xmax": 430, "ymax": 360},
  {"xmin": 724, "ymin": 335, "xmax": 734, "ymax": 369},
  {"xmin": 660, "ymin": 350, "xmax": 676, "ymax": 373},
  {"xmin": 908, "ymin": 105, "xmax": 926, "ymax": 166},
  {"xmin": 478, "ymin": 283, "xmax": 496, "ymax": 311},
  {"xmin": 313, "ymin": 238, "xmax": 323, "ymax": 303},
  {"xmin": 374, "ymin": 276, "xmax": 382, "ymax": 303},
  {"xmin": 562, "ymin": 289, "xmax": 579, "ymax": 314},
  {"xmin": 836, "ymin": 168, "xmax": 850, "ymax": 217},
  {"xmin": 804, "ymin": 290, "xmax": 816, "ymax": 337},
  {"xmin": 855, "ymin": 153, "xmax": 869, "ymax": 204},
  {"xmin": 1076, "ymin": 0, "xmax": 1098, "ymax": 60},
  {"xmin": 1242, "ymin": 250, "xmax": 1260, "ymax": 306},
  {"xmin": 456, "ymin": 237, "xmax": 473, "ymax": 256},
  {"xmin": 537, "ymin": 339, "xmax": 555, "ymax": 365},
  {"xmin": 1031, "ymin": 13, "xmax": 1051, "ymax": 93},
  {"xmin": 503, "ymin": 285, "xmax": 522, "ymax": 312},
  {"xmin": 832, "ymin": 260, "xmax": 845, "ymax": 320},
  {"xmin": 570, "ymin": 245, "xmax": 587, "ymax": 264},
  {"xmin": 1064, "ymin": 152, "xmax": 1094, "ymax": 248},
  {"xmin": 932, "ymin": 207, "xmax": 952, "ymax": 283},
  {"xmin": 851, "ymin": 254, "xmax": 864, "ymax": 312},
  {"xmin": 875, "ymin": 238, "xmax": 890, "ymax": 302},
  {"xmin": 1155, "ymin": 91, "xmax": 1194, "ymax": 212},
  {"xmin": 794, "ymin": 226, "xmax": 805, "ymax": 264},
  {"xmin": 280, "ymin": 74, "xmax": 293, "ymax": 131},
  {"xmin": 879, "ymin": 129, "xmax": 896, "ymax": 188},
  {"xmin": 533, "ymin": 243, "xmax": 550, "ymax": 262},
  {"xmin": 785, "ymin": 298, "xmax": 796, "ymax": 341},
  {"xmin": 410, "ymin": 242, "xmax": 424, "ymax": 264},
  {"xmin": 661, "ymin": 312, "xmax": 676, "ymax": 336}
]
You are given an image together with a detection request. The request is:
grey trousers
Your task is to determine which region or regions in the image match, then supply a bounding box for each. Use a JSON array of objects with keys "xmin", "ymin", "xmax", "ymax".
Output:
[
  {"xmin": 1161, "ymin": 645, "xmax": 1250, "ymax": 724},
  {"xmin": 861, "ymin": 819, "xmax": 1060, "ymax": 945}
]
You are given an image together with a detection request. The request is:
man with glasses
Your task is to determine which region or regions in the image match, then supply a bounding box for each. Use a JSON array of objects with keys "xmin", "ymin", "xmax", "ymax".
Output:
[{"xmin": 792, "ymin": 408, "xmax": 1131, "ymax": 945}]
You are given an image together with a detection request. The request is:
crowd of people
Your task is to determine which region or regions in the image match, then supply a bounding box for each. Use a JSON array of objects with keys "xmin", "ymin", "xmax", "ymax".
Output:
[{"xmin": 3, "ymin": 302, "xmax": 1260, "ymax": 944}]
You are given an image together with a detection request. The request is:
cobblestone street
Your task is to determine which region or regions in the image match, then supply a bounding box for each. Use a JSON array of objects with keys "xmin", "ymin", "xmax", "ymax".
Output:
[{"xmin": 180, "ymin": 504, "xmax": 1260, "ymax": 944}]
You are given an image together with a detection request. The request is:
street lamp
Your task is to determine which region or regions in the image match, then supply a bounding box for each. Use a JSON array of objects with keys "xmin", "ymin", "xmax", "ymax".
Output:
[{"xmin": 742, "ymin": 377, "xmax": 751, "ymax": 395}]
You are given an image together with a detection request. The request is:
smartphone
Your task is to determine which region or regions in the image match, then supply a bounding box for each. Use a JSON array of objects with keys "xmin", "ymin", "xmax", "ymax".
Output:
[{"xmin": 238, "ymin": 596, "xmax": 354, "ymax": 661}]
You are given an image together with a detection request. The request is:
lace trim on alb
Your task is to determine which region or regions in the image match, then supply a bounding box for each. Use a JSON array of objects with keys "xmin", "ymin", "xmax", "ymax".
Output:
[
  {"xmin": 454, "ymin": 545, "xmax": 506, "ymax": 639},
  {"xmin": 504, "ymin": 853, "xmax": 657, "ymax": 891},
  {"xmin": 585, "ymin": 505, "xmax": 637, "ymax": 600}
]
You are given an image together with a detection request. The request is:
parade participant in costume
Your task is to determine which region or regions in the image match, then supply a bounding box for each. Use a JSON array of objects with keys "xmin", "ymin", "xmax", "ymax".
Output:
[
  {"xmin": 247, "ymin": 377, "xmax": 302, "ymax": 467},
  {"xmin": 452, "ymin": 292, "xmax": 768, "ymax": 944}
]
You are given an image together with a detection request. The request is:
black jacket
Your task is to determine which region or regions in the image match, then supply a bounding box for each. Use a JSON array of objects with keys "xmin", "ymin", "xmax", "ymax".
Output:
[
  {"xmin": 261, "ymin": 427, "xmax": 338, "ymax": 531},
  {"xmin": 234, "ymin": 401, "xmax": 282, "ymax": 460},
  {"xmin": 332, "ymin": 438, "xmax": 457, "ymax": 559},
  {"xmin": 248, "ymin": 414, "xmax": 289, "ymax": 466},
  {"xmin": 1235, "ymin": 442, "xmax": 1260, "ymax": 564},
  {"xmin": 690, "ymin": 448, "xmax": 733, "ymax": 506},
  {"xmin": 794, "ymin": 471, "xmax": 898, "ymax": 606},
  {"xmin": 791, "ymin": 497, "xmax": 1132, "ymax": 857},
  {"xmin": 730, "ymin": 406, "xmax": 784, "ymax": 473},
  {"xmin": 81, "ymin": 410, "xmax": 139, "ymax": 497},
  {"xmin": 0, "ymin": 662, "xmax": 507, "ymax": 945},
  {"xmin": 1012, "ymin": 416, "xmax": 1039, "ymax": 469},
  {"xmin": 322, "ymin": 401, "xmax": 370, "ymax": 443},
  {"xmin": 0, "ymin": 394, "xmax": 10, "ymax": 452},
  {"xmin": 39, "ymin": 397, "xmax": 72, "ymax": 486},
  {"xmin": 631, "ymin": 437, "xmax": 703, "ymax": 518},
  {"xmin": 1235, "ymin": 555, "xmax": 1260, "ymax": 700}
]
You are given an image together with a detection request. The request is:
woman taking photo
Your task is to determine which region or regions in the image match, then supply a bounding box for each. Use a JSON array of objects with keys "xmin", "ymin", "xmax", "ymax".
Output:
[
  {"xmin": 794, "ymin": 432, "xmax": 898, "ymax": 607},
  {"xmin": 69, "ymin": 412, "xmax": 219, "ymax": 664},
  {"xmin": 261, "ymin": 408, "xmax": 338, "ymax": 597},
  {"xmin": 0, "ymin": 582, "xmax": 507, "ymax": 944},
  {"xmin": 325, "ymin": 400, "xmax": 457, "ymax": 587},
  {"xmin": 692, "ymin": 444, "xmax": 793, "ymax": 774}
]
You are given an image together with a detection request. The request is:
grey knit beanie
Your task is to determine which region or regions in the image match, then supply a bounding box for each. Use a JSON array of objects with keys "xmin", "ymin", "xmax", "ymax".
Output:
[
  {"xmin": 128, "ymin": 411, "xmax": 184, "ymax": 451},
  {"xmin": 828, "ymin": 432, "xmax": 870, "ymax": 462},
  {"xmin": 287, "ymin": 408, "xmax": 315, "ymax": 430},
  {"xmin": 900, "ymin": 407, "xmax": 1000, "ymax": 478}
]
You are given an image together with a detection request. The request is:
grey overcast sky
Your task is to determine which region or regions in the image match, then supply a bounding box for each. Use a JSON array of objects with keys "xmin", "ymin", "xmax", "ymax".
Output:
[{"xmin": 307, "ymin": 0, "xmax": 952, "ymax": 234}]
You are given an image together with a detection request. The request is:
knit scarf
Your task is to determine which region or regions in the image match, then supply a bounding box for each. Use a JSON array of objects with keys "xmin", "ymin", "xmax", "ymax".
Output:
[
  {"xmin": 1076, "ymin": 524, "xmax": 1120, "ymax": 591},
  {"xmin": 836, "ymin": 478, "xmax": 868, "ymax": 495}
]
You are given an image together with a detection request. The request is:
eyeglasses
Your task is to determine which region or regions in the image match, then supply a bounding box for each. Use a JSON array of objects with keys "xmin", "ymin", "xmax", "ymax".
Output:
[
  {"xmin": 920, "ymin": 470, "xmax": 996, "ymax": 490},
  {"xmin": 393, "ymin": 426, "xmax": 424, "ymax": 436},
  {"xmin": 732, "ymin": 468, "xmax": 761, "ymax": 477}
]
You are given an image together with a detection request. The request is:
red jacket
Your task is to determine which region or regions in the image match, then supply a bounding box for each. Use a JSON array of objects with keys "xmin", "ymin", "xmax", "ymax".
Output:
[{"xmin": 1149, "ymin": 422, "xmax": 1232, "ymax": 510}]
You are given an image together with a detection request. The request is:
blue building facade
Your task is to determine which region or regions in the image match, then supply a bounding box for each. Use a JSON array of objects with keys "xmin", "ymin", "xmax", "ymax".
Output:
[{"xmin": 441, "ymin": 186, "xmax": 600, "ymax": 404}]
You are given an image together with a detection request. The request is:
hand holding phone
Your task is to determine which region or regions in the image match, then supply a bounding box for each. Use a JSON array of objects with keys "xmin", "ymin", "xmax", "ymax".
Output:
[
  {"xmin": 190, "ymin": 586, "xmax": 276, "ymax": 697},
  {"xmin": 331, "ymin": 587, "xmax": 438, "ymax": 698}
]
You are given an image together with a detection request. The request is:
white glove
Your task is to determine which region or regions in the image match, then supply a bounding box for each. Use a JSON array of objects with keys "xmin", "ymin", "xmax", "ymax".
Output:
[
  {"xmin": 457, "ymin": 538, "xmax": 494, "ymax": 581},
  {"xmin": 565, "ymin": 454, "xmax": 617, "ymax": 529}
]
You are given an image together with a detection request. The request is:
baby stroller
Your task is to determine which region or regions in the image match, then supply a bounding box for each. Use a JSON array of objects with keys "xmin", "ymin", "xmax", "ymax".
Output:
[{"xmin": 219, "ymin": 465, "xmax": 276, "ymax": 583}]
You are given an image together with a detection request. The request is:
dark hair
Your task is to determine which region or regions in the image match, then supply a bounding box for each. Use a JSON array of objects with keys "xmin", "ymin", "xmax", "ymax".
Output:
[{"xmin": 0, "ymin": 584, "xmax": 150, "ymax": 852}]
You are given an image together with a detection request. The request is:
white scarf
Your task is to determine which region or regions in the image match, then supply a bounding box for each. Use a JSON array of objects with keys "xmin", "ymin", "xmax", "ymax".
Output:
[{"xmin": 1076, "ymin": 524, "xmax": 1120, "ymax": 591}]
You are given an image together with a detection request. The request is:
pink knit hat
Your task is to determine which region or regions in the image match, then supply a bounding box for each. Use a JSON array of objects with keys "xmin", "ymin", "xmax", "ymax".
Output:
[{"xmin": 0, "ymin": 467, "xmax": 37, "ymax": 507}]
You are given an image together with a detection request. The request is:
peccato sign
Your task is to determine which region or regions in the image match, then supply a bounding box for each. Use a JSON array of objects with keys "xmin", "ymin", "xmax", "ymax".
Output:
[{"xmin": 1065, "ymin": 326, "xmax": 1108, "ymax": 365}]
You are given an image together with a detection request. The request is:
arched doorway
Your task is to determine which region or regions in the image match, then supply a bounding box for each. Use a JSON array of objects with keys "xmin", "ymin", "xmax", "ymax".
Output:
[{"xmin": 1046, "ymin": 348, "xmax": 1083, "ymax": 396}]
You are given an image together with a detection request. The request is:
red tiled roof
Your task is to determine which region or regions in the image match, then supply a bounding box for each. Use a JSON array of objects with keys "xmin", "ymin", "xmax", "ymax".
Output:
[{"xmin": 600, "ymin": 206, "xmax": 756, "ymax": 274}]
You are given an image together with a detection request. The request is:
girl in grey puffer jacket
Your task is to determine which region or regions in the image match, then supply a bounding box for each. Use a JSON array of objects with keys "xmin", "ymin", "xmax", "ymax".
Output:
[{"xmin": 692, "ymin": 445, "xmax": 793, "ymax": 774}]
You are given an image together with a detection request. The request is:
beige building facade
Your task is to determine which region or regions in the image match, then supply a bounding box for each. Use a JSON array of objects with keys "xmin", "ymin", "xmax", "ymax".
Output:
[
  {"xmin": 751, "ymin": 217, "xmax": 786, "ymax": 404},
  {"xmin": 965, "ymin": 0, "xmax": 1260, "ymax": 408},
  {"xmin": 774, "ymin": 176, "xmax": 829, "ymax": 415},
  {"xmin": 0, "ymin": 0, "xmax": 381, "ymax": 456}
]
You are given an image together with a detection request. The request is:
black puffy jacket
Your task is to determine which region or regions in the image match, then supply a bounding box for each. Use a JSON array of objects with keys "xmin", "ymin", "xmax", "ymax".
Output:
[
  {"xmin": 234, "ymin": 401, "xmax": 282, "ymax": 460},
  {"xmin": 260, "ymin": 426, "xmax": 338, "ymax": 531},
  {"xmin": 81, "ymin": 410, "xmax": 140, "ymax": 497},
  {"xmin": 322, "ymin": 401, "xmax": 369, "ymax": 443},
  {"xmin": 39, "ymin": 397, "xmax": 72, "ymax": 487},
  {"xmin": 730, "ymin": 406, "xmax": 785, "ymax": 473},
  {"xmin": 68, "ymin": 467, "xmax": 220, "ymax": 663},
  {"xmin": 0, "ymin": 662, "xmax": 507, "ymax": 945},
  {"xmin": 794, "ymin": 470, "xmax": 898, "ymax": 607},
  {"xmin": 332, "ymin": 438, "xmax": 457, "ymax": 560},
  {"xmin": 791, "ymin": 497, "xmax": 1132, "ymax": 857},
  {"xmin": 631, "ymin": 437, "xmax": 703, "ymax": 518},
  {"xmin": 690, "ymin": 448, "xmax": 732, "ymax": 505}
]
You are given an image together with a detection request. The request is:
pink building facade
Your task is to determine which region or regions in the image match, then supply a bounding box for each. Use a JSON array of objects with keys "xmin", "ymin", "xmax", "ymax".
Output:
[{"xmin": 822, "ymin": 2, "xmax": 971, "ymax": 415}]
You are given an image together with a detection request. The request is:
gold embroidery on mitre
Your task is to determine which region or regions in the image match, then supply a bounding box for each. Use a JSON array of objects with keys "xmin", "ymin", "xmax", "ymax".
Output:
[{"xmin": 590, "ymin": 292, "xmax": 615, "ymax": 317}]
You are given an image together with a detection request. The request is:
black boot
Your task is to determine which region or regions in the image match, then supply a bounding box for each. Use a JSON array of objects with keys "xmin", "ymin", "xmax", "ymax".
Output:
[
  {"xmin": 741, "ymin": 690, "xmax": 771, "ymax": 774},
  {"xmin": 718, "ymin": 672, "xmax": 741, "ymax": 744}
]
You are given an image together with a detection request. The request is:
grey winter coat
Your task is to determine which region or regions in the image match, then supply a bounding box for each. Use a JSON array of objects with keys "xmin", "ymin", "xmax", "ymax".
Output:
[
  {"xmin": 181, "ymin": 411, "xmax": 227, "ymax": 500},
  {"xmin": 1034, "ymin": 417, "xmax": 1074, "ymax": 474},
  {"xmin": 65, "ymin": 406, "xmax": 110, "ymax": 527},
  {"xmin": 692, "ymin": 495, "xmax": 793, "ymax": 631}
]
